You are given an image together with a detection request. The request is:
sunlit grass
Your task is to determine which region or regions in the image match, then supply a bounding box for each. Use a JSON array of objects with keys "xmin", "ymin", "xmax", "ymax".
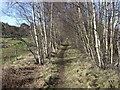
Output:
[
  {"xmin": 2, "ymin": 38, "xmax": 34, "ymax": 64},
  {"xmin": 59, "ymin": 46, "xmax": 119, "ymax": 88}
]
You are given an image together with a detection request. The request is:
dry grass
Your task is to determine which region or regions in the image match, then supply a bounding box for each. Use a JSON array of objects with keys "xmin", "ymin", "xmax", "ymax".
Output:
[
  {"xmin": 62, "ymin": 49, "xmax": 119, "ymax": 88},
  {"xmin": 2, "ymin": 67, "xmax": 35, "ymax": 88},
  {"xmin": 2, "ymin": 53, "xmax": 58, "ymax": 88},
  {"xmin": 2, "ymin": 45, "xmax": 119, "ymax": 88}
]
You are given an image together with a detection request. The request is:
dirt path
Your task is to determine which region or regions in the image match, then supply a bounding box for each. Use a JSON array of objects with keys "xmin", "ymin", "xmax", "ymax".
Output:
[
  {"xmin": 3, "ymin": 44, "xmax": 119, "ymax": 88},
  {"xmin": 47, "ymin": 45, "xmax": 119, "ymax": 88},
  {"xmin": 47, "ymin": 45, "xmax": 68, "ymax": 88},
  {"xmin": 55, "ymin": 45, "xmax": 68, "ymax": 88}
]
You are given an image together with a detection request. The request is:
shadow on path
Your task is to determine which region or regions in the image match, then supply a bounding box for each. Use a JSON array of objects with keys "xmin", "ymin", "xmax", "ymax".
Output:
[{"xmin": 47, "ymin": 45, "xmax": 69, "ymax": 88}]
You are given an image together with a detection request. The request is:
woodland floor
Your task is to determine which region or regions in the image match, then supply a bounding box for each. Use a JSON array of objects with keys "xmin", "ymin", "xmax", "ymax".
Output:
[{"xmin": 2, "ymin": 44, "xmax": 120, "ymax": 88}]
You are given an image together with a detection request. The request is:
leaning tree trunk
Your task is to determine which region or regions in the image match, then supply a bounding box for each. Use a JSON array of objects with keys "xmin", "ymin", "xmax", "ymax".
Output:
[
  {"xmin": 78, "ymin": 4, "xmax": 96, "ymax": 64},
  {"xmin": 37, "ymin": 2, "xmax": 45, "ymax": 65},
  {"xmin": 31, "ymin": 2, "xmax": 41, "ymax": 64},
  {"xmin": 92, "ymin": 1, "xmax": 104, "ymax": 68}
]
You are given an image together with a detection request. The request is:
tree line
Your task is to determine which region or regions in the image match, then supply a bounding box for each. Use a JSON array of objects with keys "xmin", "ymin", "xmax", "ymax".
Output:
[
  {"xmin": 3, "ymin": 1, "xmax": 119, "ymax": 69},
  {"xmin": 2, "ymin": 22, "xmax": 30, "ymax": 38}
]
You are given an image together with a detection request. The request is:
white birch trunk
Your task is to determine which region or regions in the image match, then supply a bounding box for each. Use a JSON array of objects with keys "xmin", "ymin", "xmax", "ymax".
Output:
[
  {"xmin": 42, "ymin": 3, "xmax": 48, "ymax": 57},
  {"xmin": 32, "ymin": 2, "xmax": 41, "ymax": 64},
  {"xmin": 50, "ymin": 3, "xmax": 55, "ymax": 54},
  {"xmin": 78, "ymin": 6, "xmax": 95, "ymax": 63},
  {"xmin": 37, "ymin": 2, "xmax": 45, "ymax": 64},
  {"xmin": 92, "ymin": 1, "xmax": 103, "ymax": 67},
  {"xmin": 110, "ymin": 2, "xmax": 115, "ymax": 64},
  {"xmin": 103, "ymin": 1, "xmax": 108, "ymax": 55}
]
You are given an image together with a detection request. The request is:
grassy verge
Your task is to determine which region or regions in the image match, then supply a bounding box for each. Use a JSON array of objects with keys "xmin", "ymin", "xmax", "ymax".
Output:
[
  {"xmin": 62, "ymin": 48, "xmax": 119, "ymax": 88},
  {"xmin": 2, "ymin": 42, "xmax": 119, "ymax": 88},
  {"xmin": 2, "ymin": 53, "xmax": 59, "ymax": 88},
  {"xmin": 2, "ymin": 38, "xmax": 34, "ymax": 64}
]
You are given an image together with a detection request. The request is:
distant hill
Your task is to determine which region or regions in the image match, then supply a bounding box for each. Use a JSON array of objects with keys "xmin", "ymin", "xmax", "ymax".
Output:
[{"xmin": 1, "ymin": 22, "xmax": 30, "ymax": 38}]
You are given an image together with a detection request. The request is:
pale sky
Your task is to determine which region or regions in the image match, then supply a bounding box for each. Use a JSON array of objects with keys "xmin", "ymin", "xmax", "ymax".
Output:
[
  {"xmin": 0, "ymin": 1, "xmax": 119, "ymax": 26},
  {"xmin": 0, "ymin": 2, "xmax": 26, "ymax": 26}
]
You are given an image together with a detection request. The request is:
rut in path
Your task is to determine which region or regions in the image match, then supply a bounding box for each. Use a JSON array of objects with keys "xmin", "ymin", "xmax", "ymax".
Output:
[{"xmin": 48, "ymin": 45, "xmax": 68, "ymax": 88}]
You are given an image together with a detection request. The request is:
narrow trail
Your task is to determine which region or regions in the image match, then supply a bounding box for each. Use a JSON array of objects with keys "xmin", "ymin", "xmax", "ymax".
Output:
[
  {"xmin": 47, "ymin": 44, "xmax": 119, "ymax": 88},
  {"xmin": 55, "ymin": 45, "xmax": 68, "ymax": 88},
  {"xmin": 3, "ymin": 44, "xmax": 119, "ymax": 88},
  {"xmin": 47, "ymin": 45, "xmax": 68, "ymax": 88}
]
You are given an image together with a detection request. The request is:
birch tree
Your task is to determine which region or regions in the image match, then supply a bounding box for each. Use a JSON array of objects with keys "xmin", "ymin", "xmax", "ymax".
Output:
[{"xmin": 31, "ymin": 2, "xmax": 41, "ymax": 64}]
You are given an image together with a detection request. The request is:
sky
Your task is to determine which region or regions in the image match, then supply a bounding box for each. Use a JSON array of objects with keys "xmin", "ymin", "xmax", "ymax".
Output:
[
  {"xmin": 0, "ymin": 1, "xmax": 119, "ymax": 27},
  {"xmin": 0, "ymin": 2, "xmax": 26, "ymax": 27}
]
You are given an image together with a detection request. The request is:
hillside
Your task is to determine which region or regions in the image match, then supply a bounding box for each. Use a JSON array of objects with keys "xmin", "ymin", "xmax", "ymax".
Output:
[{"xmin": 1, "ymin": 22, "xmax": 30, "ymax": 37}]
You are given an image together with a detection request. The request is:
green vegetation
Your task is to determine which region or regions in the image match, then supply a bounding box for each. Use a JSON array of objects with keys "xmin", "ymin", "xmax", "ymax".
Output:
[
  {"xmin": 43, "ymin": 45, "xmax": 119, "ymax": 88},
  {"xmin": 2, "ymin": 43, "xmax": 119, "ymax": 88},
  {"xmin": 2, "ymin": 38, "xmax": 33, "ymax": 64},
  {"xmin": 59, "ymin": 48, "xmax": 119, "ymax": 88}
]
